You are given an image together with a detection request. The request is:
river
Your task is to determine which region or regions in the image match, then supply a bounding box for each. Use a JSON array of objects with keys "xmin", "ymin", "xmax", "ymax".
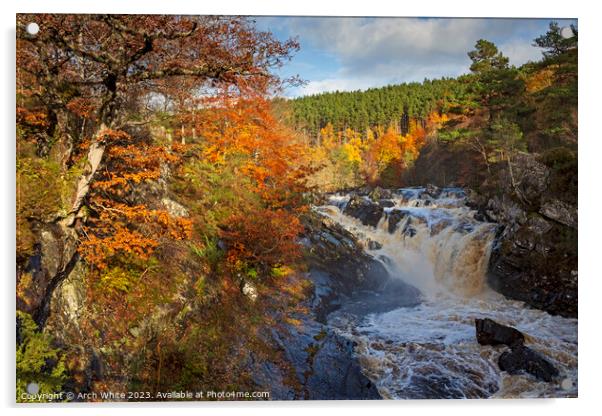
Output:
[{"xmin": 314, "ymin": 187, "xmax": 578, "ymax": 399}]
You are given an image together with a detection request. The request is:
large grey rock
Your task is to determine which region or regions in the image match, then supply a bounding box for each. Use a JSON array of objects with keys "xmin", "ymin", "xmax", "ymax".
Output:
[
  {"xmin": 306, "ymin": 333, "xmax": 380, "ymax": 399},
  {"xmin": 511, "ymin": 152, "xmax": 550, "ymax": 203},
  {"xmin": 265, "ymin": 312, "xmax": 381, "ymax": 400},
  {"xmin": 161, "ymin": 197, "xmax": 189, "ymax": 217},
  {"xmin": 486, "ymin": 195, "xmax": 527, "ymax": 227},
  {"xmin": 540, "ymin": 199, "xmax": 577, "ymax": 228},
  {"xmin": 526, "ymin": 214, "xmax": 553, "ymax": 235},
  {"xmin": 484, "ymin": 185, "xmax": 577, "ymax": 318},
  {"xmin": 49, "ymin": 260, "xmax": 87, "ymax": 325},
  {"xmin": 19, "ymin": 223, "xmax": 79, "ymax": 322}
]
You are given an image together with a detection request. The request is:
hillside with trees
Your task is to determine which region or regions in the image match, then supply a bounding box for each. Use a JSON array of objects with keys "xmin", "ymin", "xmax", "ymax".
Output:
[{"xmin": 287, "ymin": 22, "xmax": 577, "ymax": 193}]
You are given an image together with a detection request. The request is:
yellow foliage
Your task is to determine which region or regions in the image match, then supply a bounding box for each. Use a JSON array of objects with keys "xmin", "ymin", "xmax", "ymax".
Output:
[
  {"xmin": 526, "ymin": 68, "xmax": 555, "ymax": 93},
  {"xmin": 341, "ymin": 139, "xmax": 362, "ymax": 165},
  {"xmin": 319, "ymin": 123, "xmax": 338, "ymax": 149},
  {"xmin": 308, "ymin": 112, "xmax": 446, "ymax": 187}
]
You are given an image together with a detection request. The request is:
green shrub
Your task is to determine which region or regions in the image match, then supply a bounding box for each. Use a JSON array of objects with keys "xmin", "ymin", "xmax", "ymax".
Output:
[{"xmin": 16, "ymin": 311, "xmax": 67, "ymax": 402}]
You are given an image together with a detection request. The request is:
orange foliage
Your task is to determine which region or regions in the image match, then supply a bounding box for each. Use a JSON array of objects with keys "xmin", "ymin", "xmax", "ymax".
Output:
[
  {"xmin": 174, "ymin": 96, "xmax": 313, "ymax": 277},
  {"xmin": 66, "ymin": 98, "xmax": 97, "ymax": 119},
  {"xmin": 16, "ymin": 107, "xmax": 49, "ymax": 129},
  {"xmin": 221, "ymin": 208, "xmax": 303, "ymax": 272},
  {"xmin": 427, "ymin": 111, "xmax": 450, "ymax": 126},
  {"xmin": 193, "ymin": 97, "xmax": 311, "ymax": 208},
  {"xmin": 370, "ymin": 126, "xmax": 403, "ymax": 169},
  {"xmin": 79, "ymin": 129, "xmax": 192, "ymax": 269},
  {"xmin": 312, "ymin": 111, "xmax": 445, "ymax": 186},
  {"xmin": 319, "ymin": 123, "xmax": 338, "ymax": 149}
]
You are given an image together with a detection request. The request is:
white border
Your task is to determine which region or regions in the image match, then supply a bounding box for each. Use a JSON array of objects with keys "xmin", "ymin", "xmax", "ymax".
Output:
[{"xmin": 2, "ymin": 1, "xmax": 599, "ymax": 415}]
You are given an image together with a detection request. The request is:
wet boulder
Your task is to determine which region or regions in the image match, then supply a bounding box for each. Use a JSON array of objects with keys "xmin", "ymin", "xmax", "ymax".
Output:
[
  {"xmin": 475, "ymin": 318, "xmax": 559, "ymax": 382},
  {"xmin": 369, "ymin": 187, "xmax": 393, "ymax": 201},
  {"xmin": 378, "ymin": 199, "xmax": 395, "ymax": 208},
  {"xmin": 475, "ymin": 318, "xmax": 525, "ymax": 347},
  {"xmin": 306, "ymin": 333, "xmax": 381, "ymax": 399},
  {"xmin": 454, "ymin": 221, "xmax": 475, "ymax": 234},
  {"xmin": 399, "ymin": 216, "xmax": 423, "ymax": 238},
  {"xmin": 387, "ymin": 210, "xmax": 407, "ymax": 234},
  {"xmin": 423, "ymin": 184, "xmax": 442, "ymax": 199},
  {"xmin": 402, "ymin": 222, "xmax": 417, "ymax": 238},
  {"xmin": 367, "ymin": 239, "xmax": 382, "ymax": 250},
  {"xmin": 430, "ymin": 219, "xmax": 452, "ymax": 236},
  {"xmin": 344, "ymin": 196, "xmax": 384, "ymax": 227},
  {"xmin": 498, "ymin": 344, "xmax": 559, "ymax": 382}
]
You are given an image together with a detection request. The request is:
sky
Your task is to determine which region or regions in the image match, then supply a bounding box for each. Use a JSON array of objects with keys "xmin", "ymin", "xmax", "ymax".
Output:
[{"xmin": 254, "ymin": 17, "xmax": 577, "ymax": 97}]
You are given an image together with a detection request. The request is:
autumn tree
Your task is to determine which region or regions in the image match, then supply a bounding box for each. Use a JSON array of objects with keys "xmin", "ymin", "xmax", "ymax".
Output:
[
  {"xmin": 16, "ymin": 15, "xmax": 303, "ymax": 392},
  {"xmin": 175, "ymin": 96, "xmax": 311, "ymax": 279},
  {"xmin": 18, "ymin": 14, "xmax": 298, "ymax": 221},
  {"xmin": 78, "ymin": 130, "xmax": 193, "ymax": 270},
  {"xmin": 16, "ymin": 14, "xmax": 300, "ymax": 316}
]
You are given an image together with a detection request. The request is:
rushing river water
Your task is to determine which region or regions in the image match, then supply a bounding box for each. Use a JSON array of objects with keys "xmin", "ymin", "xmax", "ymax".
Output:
[{"xmin": 315, "ymin": 187, "xmax": 578, "ymax": 399}]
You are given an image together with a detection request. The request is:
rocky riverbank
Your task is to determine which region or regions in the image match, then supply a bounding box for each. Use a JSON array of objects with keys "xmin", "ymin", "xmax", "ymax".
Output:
[
  {"xmin": 466, "ymin": 152, "xmax": 577, "ymax": 318},
  {"xmin": 251, "ymin": 212, "xmax": 392, "ymax": 399}
]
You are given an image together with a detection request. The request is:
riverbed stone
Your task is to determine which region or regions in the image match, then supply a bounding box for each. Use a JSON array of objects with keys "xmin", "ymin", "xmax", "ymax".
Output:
[
  {"xmin": 344, "ymin": 196, "xmax": 384, "ymax": 227},
  {"xmin": 475, "ymin": 318, "xmax": 525, "ymax": 347},
  {"xmin": 498, "ymin": 344, "xmax": 559, "ymax": 382},
  {"xmin": 387, "ymin": 210, "xmax": 407, "ymax": 233}
]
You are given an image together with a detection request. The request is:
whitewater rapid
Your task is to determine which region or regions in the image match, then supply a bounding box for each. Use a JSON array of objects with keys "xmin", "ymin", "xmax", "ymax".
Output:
[{"xmin": 315, "ymin": 188, "xmax": 578, "ymax": 399}]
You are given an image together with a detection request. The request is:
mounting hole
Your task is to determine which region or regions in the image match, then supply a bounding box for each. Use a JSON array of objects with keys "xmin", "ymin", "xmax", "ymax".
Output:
[
  {"xmin": 25, "ymin": 22, "xmax": 39, "ymax": 36},
  {"xmin": 26, "ymin": 382, "xmax": 40, "ymax": 395},
  {"xmin": 561, "ymin": 377, "xmax": 574, "ymax": 390},
  {"xmin": 560, "ymin": 26, "xmax": 574, "ymax": 39}
]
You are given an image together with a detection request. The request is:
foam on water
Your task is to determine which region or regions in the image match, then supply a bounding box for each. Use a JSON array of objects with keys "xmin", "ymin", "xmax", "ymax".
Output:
[{"xmin": 315, "ymin": 188, "xmax": 578, "ymax": 399}]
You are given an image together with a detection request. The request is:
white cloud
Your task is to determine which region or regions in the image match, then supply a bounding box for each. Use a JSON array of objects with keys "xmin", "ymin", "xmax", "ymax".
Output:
[
  {"xmin": 287, "ymin": 18, "xmax": 532, "ymax": 75},
  {"xmin": 263, "ymin": 17, "xmax": 577, "ymax": 96},
  {"xmin": 499, "ymin": 39, "xmax": 543, "ymax": 65}
]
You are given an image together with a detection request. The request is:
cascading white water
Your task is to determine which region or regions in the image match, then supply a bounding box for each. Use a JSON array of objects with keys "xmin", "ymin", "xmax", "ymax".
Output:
[
  {"xmin": 316, "ymin": 187, "xmax": 578, "ymax": 399},
  {"xmin": 323, "ymin": 189, "xmax": 497, "ymax": 297}
]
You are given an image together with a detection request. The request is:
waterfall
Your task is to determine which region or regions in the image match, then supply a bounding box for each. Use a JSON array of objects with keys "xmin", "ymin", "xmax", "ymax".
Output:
[
  {"xmin": 318, "ymin": 187, "xmax": 497, "ymax": 298},
  {"xmin": 315, "ymin": 187, "xmax": 578, "ymax": 399}
]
